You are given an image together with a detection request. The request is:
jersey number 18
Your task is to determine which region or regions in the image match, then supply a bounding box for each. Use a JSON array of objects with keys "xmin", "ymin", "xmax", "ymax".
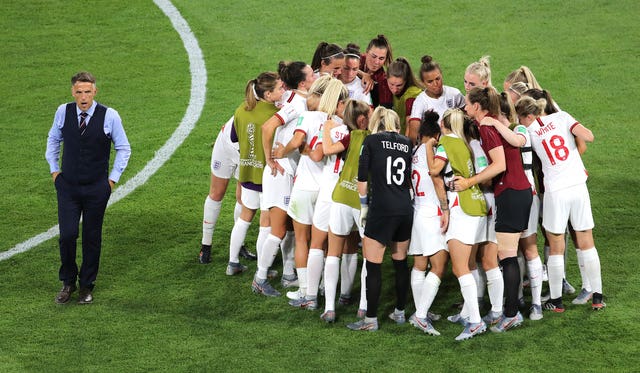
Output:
[{"xmin": 541, "ymin": 135, "xmax": 569, "ymax": 165}]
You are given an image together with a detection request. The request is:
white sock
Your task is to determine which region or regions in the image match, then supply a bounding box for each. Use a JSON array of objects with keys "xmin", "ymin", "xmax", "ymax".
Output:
[
  {"xmin": 471, "ymin": 268, "xmax": 484, "ymax": 299},
  {"xmin": 229, "ymin": 218, "xmax": 251, "ymax": 263},
  {"xmin": 459, "ymin": 274, "xmax": 481, "ymax": 324},
  {"xmin": 517, "ymin": 253, "xmax": 526, "ymax": 300},
  {"xmin": 411, "ymin": 268, "xmax": 426, "ymax": 308},
  {"xmin": 281, "ymin": 231, "xmax": 295, "ymax": 276},
  {"xmin": 297, "ymin": 267, "xmax": 308, "ymax": 297},
  {"xmin": 340, "ymin": 253, "xmax": 358, "ymax": 296},
  {"xmin": 358, "ymin": 259, "xmax": 367, "ymax": 311},
  {"xmin": 527, "ymin": 256, "xmax": 543, "ymax": 306},
  {"xmin": 581, "ymin": 248, "xmax": 602, "ymax": 294},
  {"xmin": 548, "ymin": 255, "xmax": 564, "ymax": 299},
  {"xmin": 416, "ymin": 272, "xmax": 441, "ymax": 319},
  {"xmin": 306, "ymin": 248, "xmax": 324, "ymax": 298},
  {"xmin": 257, "ymin": 234, "xmax": 281, "ymax": 280},
  {"xmin": 256, "ymin": 225, "xmax": 271, "ymax": 261},
  {"xmin": 576, "ymin": 249, "xmax": 592, "ymax": 291},
  {"xmin": 460, "ymin": 301, "xmax": 470, "ymax": 320},
  {"xmin": 486, "ymin": 267, "xmax": 504, "ymax": 313},
  {"xmin": 202, "ymin": 196, "xmax": 222, "ymax": 246},
  {"xmin": 324, "ymin": 256, "xmax": 340, "ymax": 312},
  {"xmin": 233, "ymin": 201, "xmax": 242, "ymax": 222}
]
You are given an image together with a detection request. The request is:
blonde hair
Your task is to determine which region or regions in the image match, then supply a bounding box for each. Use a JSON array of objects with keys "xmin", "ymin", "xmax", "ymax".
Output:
[
  {"xmin": 305, "ymin": 75, "xmax": 332, "ymax": 110},
  {"xmin": 318, "ymin": 78, "xmax": 348, "ymax": 116},
  {"xmin": 369, "ymin": 106, "xmax": 399, "ymax": 134},
  {"xmin": 515, "ymin": 96, "xmax": 547, "ymax": 118},
  {"xmin": 442, "ymin": 108, "xmax": 473, "ymax": 156},
  {"xmin": 508, "ymin": 81, "xmax": 529, "ymax": 100},
  {"xmin": 505, "ymin": 66, "xmax": 542, "ymax": 90},
  {"xmin": 342, "ymin": 99, "xmax": 370, "ymax": 131},
  {"xmin": 465, "ymin": 55, "xmax": 492, "ymax": 87}
]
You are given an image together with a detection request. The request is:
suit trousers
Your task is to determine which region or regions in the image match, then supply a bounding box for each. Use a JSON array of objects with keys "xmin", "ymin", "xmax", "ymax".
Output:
[{"xmin": 55, "ymin": 174, "xmax": 111, "ymax": 289}]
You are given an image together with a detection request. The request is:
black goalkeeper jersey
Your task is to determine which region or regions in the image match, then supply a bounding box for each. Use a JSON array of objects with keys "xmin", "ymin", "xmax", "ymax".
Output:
[{"xmin": 358, "ymin": 131, "xmax": 413, "ymax": 216}]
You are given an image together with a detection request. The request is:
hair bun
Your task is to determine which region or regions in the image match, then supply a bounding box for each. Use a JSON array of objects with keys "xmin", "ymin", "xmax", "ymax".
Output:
[
  {"xmin": 422, "ymin": 110, "xmax": 440, "ymax": 126},
  {"xmin": 421, "ymin": 55, "xmax": 433, "ymax": 64}
]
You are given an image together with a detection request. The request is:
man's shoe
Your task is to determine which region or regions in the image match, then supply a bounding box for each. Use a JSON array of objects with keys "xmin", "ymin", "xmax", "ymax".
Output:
[
  {"xmin": 225, "ymin": 262, "xmax": 247, "ymax": 276},
  {"xmin": 409, "ymin": 313, "xmax": 440, "ymax": 336},
  {"xmin": 427, "ymin": 311, "xmax": 442, "ymax": 322},
  {"xmin": 388, "ymin": 309, "xmax": 406, "ymax": 324},
  {"xmin": 562, "ymin": 278, "xmax": 576, "ymax": 295},
  {"xmin": 592, "ymin": 292, "xmax": 606, "ymax": 311},
  {"xmin": 490, "ymin": 312, "xmax": 524, "ymax": 333},
  {"xmin": 529, "ymin": 304, "xmax": 543, "ymax": 321},
  {"xmin": 320, "ymin": 310, "xmax": 336, "ymax": 323},
  {"xmin": 447, "ymin": 313, "xmax": 470, "ymax": 326},
  {"xmin": 281, "ymin": 274, "xmax": 299, "ymax": 288},
  {"xmin": 572, "ymin": 288, "xmax": 593, "ymax": 305},
  {"xmin": 543, "ymin": 299, "xmax": 565, "ymax": 313},
  {"xmin": 77, "ymin": 288, "xmax": 93, "ymax": 304},
  {"xmin": 198, "ymin": 245, "xmax": 212, "ymax": 264},
  {"xmin": 267, "ymin": 269, "xmax": 278, "ymax": 279},
  {"xmin": 252, "ymin": 278, "xmax": 281, "ymax": 297},
  {"xmin": 347, "ymin": 318, "xmax": 378, "ymax": 331},
  {"xmin": 482, "ymin": 310, "xmax": 502, "ymax": 326},
  {"xmin": 239, "ymin": 245, "xmax": 257, "ymax": 261},
  {"xmin": 55, "ymin": 284, "xmax": 76, "ymax": 304},
  {"xmin": 288, "ymin": 296, "xmax": 318, "ymax": 310},
  {"xmin": 455, "ymin": 321, "xmax": 486, "ymax": 341}
]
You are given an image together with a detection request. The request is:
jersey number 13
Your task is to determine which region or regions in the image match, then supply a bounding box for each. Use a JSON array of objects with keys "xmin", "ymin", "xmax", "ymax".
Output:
[{"xmin": 386, "ymin": 156, "xmax": 406, "ymax": 185}]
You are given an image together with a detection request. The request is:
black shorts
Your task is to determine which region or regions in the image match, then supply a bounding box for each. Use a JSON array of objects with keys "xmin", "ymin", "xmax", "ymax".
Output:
[
  {"xmin": 364, "ymin": 213, "xmax": 413, "ymax": 246},
  {"xmin": 495, "ymin": 188, "xmax": 532, "ymax": 233}
]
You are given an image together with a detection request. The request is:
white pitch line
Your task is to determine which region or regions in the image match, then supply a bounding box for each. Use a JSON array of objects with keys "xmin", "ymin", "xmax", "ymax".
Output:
[{"xmin": 0, "ymin": 0, "xmax": 207, "ymax": 261}]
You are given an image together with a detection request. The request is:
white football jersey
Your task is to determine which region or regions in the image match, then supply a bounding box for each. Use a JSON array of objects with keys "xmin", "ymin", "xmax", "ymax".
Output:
[
  {"xmin": 343, "ymin": 77, "xmax": 373, "ymax": 106},
  {"xmin": 292, "ymin": 111, "xmax": 327, "ymax": 191},
  {"xmin": 317, "ymin": 119, "xmax": 349, "ymax": 202},
  {"xmin": 411, "ymin": 143, "xmax": 440, "ymax": 215},
  {"xmin": 409, "ymin": 85, "xmax": 465, "ymax": 123},
  {"xmin": 527, "ymin": 111, "xmax": 587, "ymax": 192},
  {"xmin": 273, "ymin": 91, "xmax": 306, "ymax": 174}
]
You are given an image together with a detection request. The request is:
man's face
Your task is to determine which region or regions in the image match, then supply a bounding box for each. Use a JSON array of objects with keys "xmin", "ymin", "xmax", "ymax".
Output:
[{"xmin": 72, "ymin": 81, "xmax": 96, "ymax": 111}]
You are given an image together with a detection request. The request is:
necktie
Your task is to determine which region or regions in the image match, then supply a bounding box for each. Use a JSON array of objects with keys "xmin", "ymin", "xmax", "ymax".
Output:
[{"xmin": 79, "ymin": 112, "xmax": 88, "ymax": 135}]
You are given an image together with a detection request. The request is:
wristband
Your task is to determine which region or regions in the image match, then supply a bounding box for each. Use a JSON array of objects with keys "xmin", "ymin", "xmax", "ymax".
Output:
[{"xmin": 359, "ymin": 194, "xmax": 368, "ymax": 206}]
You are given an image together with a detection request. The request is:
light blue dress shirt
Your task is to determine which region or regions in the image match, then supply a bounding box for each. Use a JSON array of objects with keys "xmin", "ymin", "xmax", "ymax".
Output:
[{"xmin": 45, "ymin": 101, "xmax": 131, "ymax": 182}]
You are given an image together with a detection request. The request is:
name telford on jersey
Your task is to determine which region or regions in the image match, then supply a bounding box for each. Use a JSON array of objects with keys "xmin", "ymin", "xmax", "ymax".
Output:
[{"xmin": 381, "ymin": 140, "xmax": 410, "ymax": 153}]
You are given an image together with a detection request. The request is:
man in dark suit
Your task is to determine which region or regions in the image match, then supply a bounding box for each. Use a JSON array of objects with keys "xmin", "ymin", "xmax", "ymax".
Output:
[{"xmin": 45, "ymin": 71, "xmax": 131, "ymax": 304}]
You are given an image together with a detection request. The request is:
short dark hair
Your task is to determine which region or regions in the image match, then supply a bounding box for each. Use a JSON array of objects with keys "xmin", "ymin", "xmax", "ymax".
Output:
[{"xmin": 71, "ymin": 71, "xmax": 96, "ymax": 85}]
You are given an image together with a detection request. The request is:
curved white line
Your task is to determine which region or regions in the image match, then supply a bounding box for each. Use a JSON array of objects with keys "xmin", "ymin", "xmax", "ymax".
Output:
[{"xmin": 0, "ymin": 0, "xmax": 206, "ymax": 261}]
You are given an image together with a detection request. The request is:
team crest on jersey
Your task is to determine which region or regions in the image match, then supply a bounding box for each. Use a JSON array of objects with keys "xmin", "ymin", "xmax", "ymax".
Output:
[
  {"xmin": 213, "ymin": 160, "xmax": 221, "ymax": 170},
  {"xmin": 412, "ymin": 155, "xmax": 418, "ymax": 164},
  {"xmin": 283, "ymin": 196, "xmax": 290, "ymax": 206},
  {"xmin": 447, "ymin": 98, "xmax": 454, "ymax": 107},
  {"xmin": 296, "ymin": 115, "xmax": 304, "ymax": 127}
]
